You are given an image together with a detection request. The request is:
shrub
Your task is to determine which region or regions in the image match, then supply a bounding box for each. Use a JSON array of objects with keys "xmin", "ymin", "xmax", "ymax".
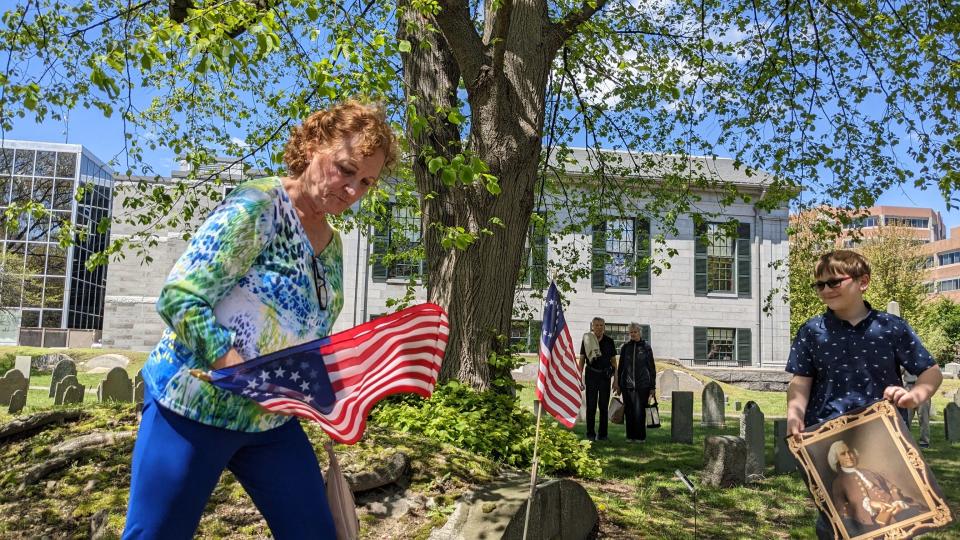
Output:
[{"xmin": 371, "ymin": 380, "xmax": 600, "ymax": 478}]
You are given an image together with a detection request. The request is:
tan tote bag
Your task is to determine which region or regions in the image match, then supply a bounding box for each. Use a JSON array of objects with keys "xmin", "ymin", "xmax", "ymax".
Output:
[{"xmin": 324, "ymin": 441, "xmax": 359, "ymax": 540}]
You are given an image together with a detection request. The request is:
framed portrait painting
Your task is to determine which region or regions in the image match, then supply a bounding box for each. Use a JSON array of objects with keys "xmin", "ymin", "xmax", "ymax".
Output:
[{"xmin": 787, "ymin": 400, "xmax": 953, "ymax": 539}]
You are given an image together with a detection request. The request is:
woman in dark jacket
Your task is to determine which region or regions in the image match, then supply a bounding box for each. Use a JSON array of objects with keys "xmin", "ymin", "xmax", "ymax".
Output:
[{"xmin": 614, "ymin": 322, "xmax": 657, "ymax": 442}]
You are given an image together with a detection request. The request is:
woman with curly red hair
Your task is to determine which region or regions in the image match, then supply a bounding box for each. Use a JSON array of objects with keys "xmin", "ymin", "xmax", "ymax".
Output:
[{"xmin": 123, "ymin": 100, "xmax": 398, "ymax": 539}]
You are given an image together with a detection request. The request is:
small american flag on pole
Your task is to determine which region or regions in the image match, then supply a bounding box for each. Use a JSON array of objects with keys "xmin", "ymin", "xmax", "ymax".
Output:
[
  {"xmin": 535, "ymin": 282, "xmax": 581, "ymax": 428},
  {"xmin": 197, "ymin": 303, "xmax": 449, "ymax": 444}
]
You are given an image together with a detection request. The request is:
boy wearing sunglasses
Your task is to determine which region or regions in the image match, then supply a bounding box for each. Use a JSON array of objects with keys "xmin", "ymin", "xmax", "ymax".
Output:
[{"xmin": 785, "ymin": 250, "xmax": 943, "ymax": 539}]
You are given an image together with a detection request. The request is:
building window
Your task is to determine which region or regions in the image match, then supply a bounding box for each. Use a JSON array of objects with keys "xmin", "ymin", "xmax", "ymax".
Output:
[
  {"xmin": 604, "ymin": 322, "xmax": 651, "ymax": 349},
  {"xmin": 884, "ymin": 216, "xmax": 929, "ymax": 228},
  {"xmin": 844, "ymin": 216, "xmax": 878, "ymax": 229},
  {"xmin": 923, "ymin": 282, "xmax": 935, "ymax": 294},
  {"xmin": 519, "ymin": 213, "xmax": 548, "ymax": 289},
  {"xmin": 938, "ymin": 250, "xmax": 960, "ymax": 267},
  {"xmin": 694, "ymin": 326, "xmax": 752, "ymax": 365},
  {"xmin": 371, "ymin": 203, "xmax": 423, "ymax": 281},
  {"xmin": 510, "ymin": 319, "xmax": 542, "ymax": 353},
  {"xmin": 591, "ymin": 217, "xmax": 651, "ymax": 293},
  {"xmin": 695, "ymin": 221, "xmax": 751, "ymax": 297},
  {"xmin": 937, "ymin": 278, "xmax": 960, "ymax": 293}
]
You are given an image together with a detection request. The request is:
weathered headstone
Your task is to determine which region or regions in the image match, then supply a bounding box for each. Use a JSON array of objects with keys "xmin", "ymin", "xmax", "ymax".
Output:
[
  {"xmin": 671, "ymin": 391, "xmax": 694, "ymax": 444},
  {"xmin": 942, "ymin": 362, "xmax": 959, "ymax": 379},
  {"xmin": 702, "ymin": 435, "xmax": 747, "ymax": 487},
  {"xmin": 946, "ymin": 403, "xmax": 960, "ymax": 443},
  {"xmin": 701, "ymin": 382, "xmax": 725, "ymax": 428},
  {"xmin": 49, "ymin": 359, "xmax": 78, "ymax": 398},
  {"xmin": 134, "ymin": 369, "xmax": 145, "ymax": 412},
  {"xmin": 659, "ymin": 370, "xmax": 679, "ymax": 400},
  {"xmin": 34, "ymin": 353, "xmax": 74, "ymax": 374},
  {"xmin": 0, "ymin": 369, "xmax": 28, "ymax": 406},
  {"xmin": 740, "ymin": 401, "xmax": 765, "ymax": 481},
  {"xmin": 8, "ymin": 389, "xmax": 26, "ymax": 414},
  {"xmin": 61, "ymin": 384, "xmax": 84, "ymax": 405},
  {"xmin": 55, "ymin": 375, "xmax": 84, "ymax": 405},
  {"xmin": 97, "ymin": 367, "xmax": 133, "ymax": 403},
  {"xmin": 773, "ymin": 419, "xmax": 797, "ymax": 474},
  {"xmin": 734, "ymin": 401, "xmax": 742, "ymax": 411},
  {"xmin": 14, "ymin": 356, "xmax": 31, "ymax": 380}
]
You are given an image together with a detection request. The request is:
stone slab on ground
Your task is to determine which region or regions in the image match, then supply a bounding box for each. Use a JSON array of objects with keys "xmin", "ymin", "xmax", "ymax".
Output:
[
  {"xmin": 82, "ymin": 354, "xmax": 131, "ymax": 373},
  {"xmin": 428, "ymin": 475, "xmax": 597, "ymax": 540},
  {"xmin": 690, "ymin": 367, "xmax": 792, "ymax": 392}
]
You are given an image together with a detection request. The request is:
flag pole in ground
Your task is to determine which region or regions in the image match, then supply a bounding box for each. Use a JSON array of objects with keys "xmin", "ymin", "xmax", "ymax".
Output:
[
  {"xmin": 522, "ymin": 281, "xmax": 581, "ymax": 540},
  {"xmin": 522, "ymin": 400, "xmax": 543, "ymax": 540}
]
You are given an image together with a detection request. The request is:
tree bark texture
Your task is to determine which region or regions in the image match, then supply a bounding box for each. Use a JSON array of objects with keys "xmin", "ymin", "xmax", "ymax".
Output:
[{"xmin": 399, "ymin": 0, "xmax": 556, "ymax": 389}]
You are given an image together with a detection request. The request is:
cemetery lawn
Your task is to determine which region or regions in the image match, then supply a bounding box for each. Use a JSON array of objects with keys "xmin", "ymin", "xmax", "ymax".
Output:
[{"xmin": 519, "ymin": 378, "xmax": 960, "ymax": 539}]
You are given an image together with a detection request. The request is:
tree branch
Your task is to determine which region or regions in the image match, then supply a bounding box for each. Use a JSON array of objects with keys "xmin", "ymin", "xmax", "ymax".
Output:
[
  {"xmin": 482, "ymin": 0, "xmax": 513, "ymax": 74},
  {"xmin": 433, "ymin": 0, "xmax": 487, "ymax": 87},
  {"xmin": 545, "ymin": 0, "xmax": 610, "ymax": 54}
]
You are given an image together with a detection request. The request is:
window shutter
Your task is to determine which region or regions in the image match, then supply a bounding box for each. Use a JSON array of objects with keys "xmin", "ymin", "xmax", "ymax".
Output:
[
  {"xmin": 694, "ymin": 327, "xmax": 707, "ymax": 360},
  {"xmin": 371, "ymin": 206, "xmax": 390, "ymax": 282},
  {"xmin": 635, "ymin": 218, "xmax": 651, "ymax": 294},
  {"xmin": 737, "ymin": 328, "xmax": 752, "ymax": 364},
  {"xmin": 592, "ymin": 221, "xmax": 606, "ymax": 290},
  {"xmin": 531, "ymin": 219, "xmax": 548, "ymax": 289},
  {"xmin": 529, "ymin": 320, "xmax": 543, "ymax": 353},
  {"xmin": 641, "ymin": 324, "xmax": 651, "ymax": 345},
  {"xmin": 737, "ymin": 222, "xmax": 751, "ymax": 298},
  {"xmin": 694, "ymin": 223, "xmax": 707, "ymax": 296}
]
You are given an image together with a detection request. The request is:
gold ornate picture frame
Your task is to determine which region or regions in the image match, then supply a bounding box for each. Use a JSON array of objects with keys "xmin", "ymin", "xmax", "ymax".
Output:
[{"xmin": 788, "ymin": 400, "xmax": 953, "ymax": 539}]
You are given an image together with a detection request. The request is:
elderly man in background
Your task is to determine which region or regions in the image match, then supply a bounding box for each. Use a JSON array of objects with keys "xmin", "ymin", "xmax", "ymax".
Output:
[{"xmin": 579, "ymin": 317, "xmax": 617, "ymax": 441}]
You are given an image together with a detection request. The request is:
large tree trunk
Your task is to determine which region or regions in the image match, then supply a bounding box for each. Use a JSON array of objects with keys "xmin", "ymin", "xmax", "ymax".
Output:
[{"xmin": 399, "ymin": 0, "xmax": 553, "ymax": 390}]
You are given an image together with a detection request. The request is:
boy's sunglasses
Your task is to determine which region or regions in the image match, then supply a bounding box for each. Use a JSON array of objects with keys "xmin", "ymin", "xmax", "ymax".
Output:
[{"xmin": 810, "ymin": 276, "xmax": 852, "ymax": 291}]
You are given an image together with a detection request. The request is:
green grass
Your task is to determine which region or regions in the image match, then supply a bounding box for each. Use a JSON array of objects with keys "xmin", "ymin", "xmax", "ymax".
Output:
[{"xmin": 518, "ymin": 377, "xmax": 960, "ymax": 539}]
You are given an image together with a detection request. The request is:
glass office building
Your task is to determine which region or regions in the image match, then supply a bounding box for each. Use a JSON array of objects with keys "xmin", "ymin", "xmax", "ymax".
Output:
[{"xmin": 0, "ymin": 140, "xmax": 113, "ymax": 342}]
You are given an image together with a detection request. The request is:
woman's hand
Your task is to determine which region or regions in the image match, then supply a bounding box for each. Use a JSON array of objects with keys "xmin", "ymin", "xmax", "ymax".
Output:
[{"xmin": 211, "ymin": 348, "xmax": 245, "ymax": 371}]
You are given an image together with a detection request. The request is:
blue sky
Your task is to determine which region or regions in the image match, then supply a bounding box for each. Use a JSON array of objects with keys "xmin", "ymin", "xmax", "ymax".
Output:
[{"xmin": 8, "ymin": 101, "xmax": 960, "ymax": 233}]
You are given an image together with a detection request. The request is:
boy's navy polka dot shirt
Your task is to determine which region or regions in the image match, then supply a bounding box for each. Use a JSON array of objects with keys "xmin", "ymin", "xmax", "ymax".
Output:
[{"xmin": 786, "ymin": 302, "xmax": 935, "ymax": 427}]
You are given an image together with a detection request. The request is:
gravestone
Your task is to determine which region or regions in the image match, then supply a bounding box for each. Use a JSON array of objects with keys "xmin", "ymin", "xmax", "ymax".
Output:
[
  {"xmin": 943, "ymin": 362, "xmax": 959, "ymax": 379},
  {"xmin": 97, "ymin": 367, "xmax": 133, "ymax": 403},
  {"xmin": 14, "ymin": 356, "xmax": 31, "ymax": 380},
  {"xmin": 61, "ymin": 384, "xmax": 84, "ymax": 405},
  {"xmin": 34, "ymin": 353, "xmax": 74, "ymax": 374},
  {"xmin": 671, "ymin": 391, "xmax": 694, "ymax": 444},
  {"xmin": 740, "ymin": 401, "xmax": 765, "ymax": 481},
  {"xmin": 701, "ymin": 382, "xmax": 725, "ymax": 428},
  {"xmin": 134, "ymin": 369, "xmax": 145, "ymax": 412},
  {"xmin": 55, "ymin": 375, "xmax": 84, "ymax": 405},
  {"xmin": 735, "ymin": 401, "xmax": 742, "ymax": 411},
  {"xmin": 0, "ymin": 369, "xmax": 29, "ymax": 406},
  {"xmin": 659, "ymin": 370, "xmax": 679, "ymax": 400},
  {"xmin": 946, "ymin": 403, "xmax": 960, "ymax": 443},
  {"xmin": 657, "ymin": 369, "xmax": 704, "ymax": 399},
  {"xmin": 702, "ymin": 435, "xmax": 746, "ymax": 487},
  {"xmin": 773, "ymin": 419, "xmax": 797, "ymax": 474},
  {"xmin": 8, "ymin": 389, "xmax": 26, "ymax": 414},
  {"xmin": 49, "ymin": 359, "xmax": 78, "ymax": 398}
]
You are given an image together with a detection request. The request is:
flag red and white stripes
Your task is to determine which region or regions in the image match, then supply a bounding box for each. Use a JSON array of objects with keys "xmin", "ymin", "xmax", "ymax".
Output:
[{"xmin": 535, "ymin": 282, "xmax": 582, "ymax": 428}]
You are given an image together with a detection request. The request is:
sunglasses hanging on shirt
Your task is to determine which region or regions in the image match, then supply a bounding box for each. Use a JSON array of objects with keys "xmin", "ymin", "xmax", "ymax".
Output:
[{"xmin": 312, "ymin": 256, "xmax": 329, "ymax": 310}]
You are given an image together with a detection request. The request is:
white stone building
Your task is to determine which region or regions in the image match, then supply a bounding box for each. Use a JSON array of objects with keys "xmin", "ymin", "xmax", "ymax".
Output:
[{"xmin": 100, "ymin": 150, "xmax": 792, "ymax": 368}]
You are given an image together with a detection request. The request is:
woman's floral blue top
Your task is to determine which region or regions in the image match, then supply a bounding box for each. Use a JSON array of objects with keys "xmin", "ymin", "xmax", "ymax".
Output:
[{"xmin": 141, "ymin": 177, "xmax": 344, "ymax": 432}]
